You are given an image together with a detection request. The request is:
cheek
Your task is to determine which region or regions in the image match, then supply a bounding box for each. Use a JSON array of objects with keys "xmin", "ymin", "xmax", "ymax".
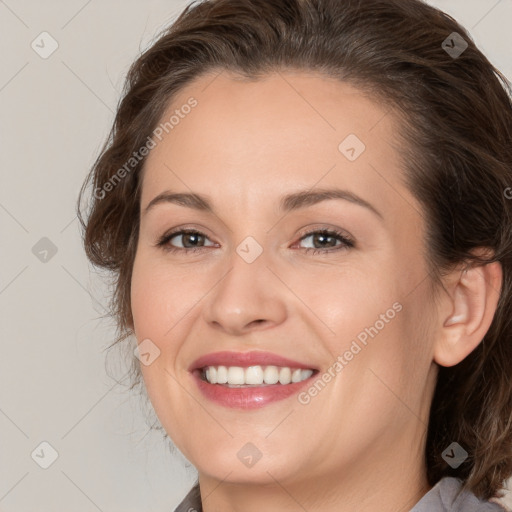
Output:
[
  {"xmin": 130, "ymin": 255, "xmax": 193, "ymax": 339},
  {"xmin": 314, "ymin": 269, "xmax": 400, "ymax": 342},
  {"xmin": 131, "ymin": 264, "xmax": 162, "ymax": 338},
  {"xmin": 318, "ymin": 267, "xmax": 421, "ymax": 388}
]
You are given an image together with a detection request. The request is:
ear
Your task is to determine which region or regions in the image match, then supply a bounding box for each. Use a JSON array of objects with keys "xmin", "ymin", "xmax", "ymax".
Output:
[{"xmin": 433, "ymin": 249, "xmax": 502, "ymax": 367}]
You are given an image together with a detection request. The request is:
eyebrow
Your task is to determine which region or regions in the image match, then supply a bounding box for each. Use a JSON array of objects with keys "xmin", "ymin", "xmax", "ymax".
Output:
[{"xmin": 143, "ymin": 187, "xmax": 383, "ymax": 220}]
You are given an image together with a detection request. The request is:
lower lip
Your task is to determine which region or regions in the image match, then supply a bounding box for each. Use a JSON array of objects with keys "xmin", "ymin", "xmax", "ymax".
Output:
[{"xmin": 191, "ymin": 370, "xmax": 317, "ymax": 409}]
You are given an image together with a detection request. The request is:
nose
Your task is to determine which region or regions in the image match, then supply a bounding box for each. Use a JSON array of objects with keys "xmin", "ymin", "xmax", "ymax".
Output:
[{"xmin": 201, "ymin": 247, "xmax": 287, "ymax": 336}]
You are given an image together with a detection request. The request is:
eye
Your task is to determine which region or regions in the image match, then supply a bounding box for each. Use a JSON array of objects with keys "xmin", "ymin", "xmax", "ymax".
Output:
[
  {"xmin": 294, "ymin": 228, "xmax": 354, "ymax": 255},
  {"xmin": 155, "ymin": 228, "xmax": 217, "ymax": 253},
  {"xmin": 154, "ymin": 227, "xmax": 354, "ymax": 255}
]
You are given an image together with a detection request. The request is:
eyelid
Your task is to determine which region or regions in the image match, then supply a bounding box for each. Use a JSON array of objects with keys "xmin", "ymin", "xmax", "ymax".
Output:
[{"xmin": 295, "ymin": 224, "xmax": 354, "ymax": 243}]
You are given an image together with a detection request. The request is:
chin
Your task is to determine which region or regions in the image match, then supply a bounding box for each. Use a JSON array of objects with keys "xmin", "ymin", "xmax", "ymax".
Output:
[{"xmin": 191, "ymin": 441, "xmax": 309, "ymax": 485}]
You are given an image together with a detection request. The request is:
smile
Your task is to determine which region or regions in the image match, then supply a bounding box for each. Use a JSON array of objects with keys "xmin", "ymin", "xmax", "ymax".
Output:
[
  {"xmin": 201, "ymin": 365, "xmax": 314, "ymax": 386},
  {"xmin": 189, "ymin": 350, "xmax": 320, "ymax": 409}
]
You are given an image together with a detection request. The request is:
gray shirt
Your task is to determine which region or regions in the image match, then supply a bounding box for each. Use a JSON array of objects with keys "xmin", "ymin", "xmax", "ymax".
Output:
[{"xmin": 173, "ymin": 476, "xmax": 507, "ymax": 511}]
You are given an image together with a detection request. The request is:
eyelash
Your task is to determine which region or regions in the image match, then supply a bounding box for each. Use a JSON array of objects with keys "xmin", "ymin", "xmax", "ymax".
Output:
[{"xmin": 155, "ymin": 227, "xmax": 355, "ymax": 255}]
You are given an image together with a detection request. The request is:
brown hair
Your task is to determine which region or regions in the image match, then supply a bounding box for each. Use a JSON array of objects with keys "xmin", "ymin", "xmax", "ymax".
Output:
[{"xmin": 77, "ymin": 0, "xmax": 512, "ymax": 501}]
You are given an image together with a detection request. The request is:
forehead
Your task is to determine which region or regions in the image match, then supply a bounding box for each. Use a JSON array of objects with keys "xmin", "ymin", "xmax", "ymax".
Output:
[{"xmin": 140, "ymin": 70, "xmax": 419, "ymax": 220}]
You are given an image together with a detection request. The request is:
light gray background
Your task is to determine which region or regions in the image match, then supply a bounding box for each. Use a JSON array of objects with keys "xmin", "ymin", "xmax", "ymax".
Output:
[{"xmin": 1, "ymin": 1, "xmax": 511, "ymax": 511}]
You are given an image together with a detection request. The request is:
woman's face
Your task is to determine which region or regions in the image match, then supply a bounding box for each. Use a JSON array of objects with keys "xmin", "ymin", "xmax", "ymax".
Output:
[{"xmin": 131, "ymin": 71, "xmax": 438, "ymax": 489}]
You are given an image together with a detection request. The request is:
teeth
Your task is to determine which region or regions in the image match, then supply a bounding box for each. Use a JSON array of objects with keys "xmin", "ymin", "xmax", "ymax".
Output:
[
  {"xmin": 291, "ymin": 368, "xmax": 302, "ymax": 383},
  {"xmin": 227, "ymin": 366, "xmax": 245, "ymax": 385},
  {"xmin": 245, "ymin": 365, "xmax": 263, "ymax": 385},
  {"xmin": 216, "ymin": 365, "xmax": 228, "ymax": 384},
  {"xmin": 263, "ymin": 365, "xmax": 279, "ymax": 384},
  {"xmin": 279, "ymin": 367, "xmax": 291, "ymax": 385},
  {"xmin": 202, "ymin": 365, "xmax": 314, "ymax": 386}
]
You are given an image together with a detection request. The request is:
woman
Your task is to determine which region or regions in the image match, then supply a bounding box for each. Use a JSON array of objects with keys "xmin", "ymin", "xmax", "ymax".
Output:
[{"xmin": 77, "ymin": 0, "xmax": 512, "ymax": 510}]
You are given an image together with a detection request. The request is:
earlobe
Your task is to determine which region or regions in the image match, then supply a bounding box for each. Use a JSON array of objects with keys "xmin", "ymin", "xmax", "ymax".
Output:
[{"xmin": 433, "ymin": 259, "xmax": 502, "ymax": 368}]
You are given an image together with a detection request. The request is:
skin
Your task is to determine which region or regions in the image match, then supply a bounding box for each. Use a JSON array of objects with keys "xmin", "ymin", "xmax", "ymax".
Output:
[{"xmin": 130, "ymin": 70, "xmax": 502, "ymax": 512}]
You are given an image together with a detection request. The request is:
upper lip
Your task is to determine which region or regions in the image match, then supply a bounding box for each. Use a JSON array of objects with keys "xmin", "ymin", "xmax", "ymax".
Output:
[{"xmin": 189, "ymin": 351, "xmax": 318, "ymax": 371}]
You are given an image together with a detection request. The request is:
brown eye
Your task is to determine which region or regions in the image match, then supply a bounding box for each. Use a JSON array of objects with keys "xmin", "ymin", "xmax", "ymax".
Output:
[
  {"xmin": 172, "ymin": 231, "xmax": 206, "ymax": 248},
  {"xmin": 156, "ymin": 229, "xmax": 216, "ymax": 253},
  {"xmin": 296, "ymin": 229, "xmax": 354, "ymax": 255}
]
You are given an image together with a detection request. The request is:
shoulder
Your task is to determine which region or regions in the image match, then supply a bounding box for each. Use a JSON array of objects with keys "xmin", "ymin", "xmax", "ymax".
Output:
[
  {"xmin": 410, "ymin": 476, "xmax": 509, "ymax": 512},
  {"xmin": 171, "ymin": 478, "xmax": 511, "ymax": 512}
]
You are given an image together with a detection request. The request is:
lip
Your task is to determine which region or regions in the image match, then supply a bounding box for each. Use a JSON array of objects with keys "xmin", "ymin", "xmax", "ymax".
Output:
[
  {"xmin": 188, "ymin": 350, "xmax": 318, "ymax": 372},
  {"xmin": 188, "ymin": 350, "xmax": 319, "ymax": 410}
]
